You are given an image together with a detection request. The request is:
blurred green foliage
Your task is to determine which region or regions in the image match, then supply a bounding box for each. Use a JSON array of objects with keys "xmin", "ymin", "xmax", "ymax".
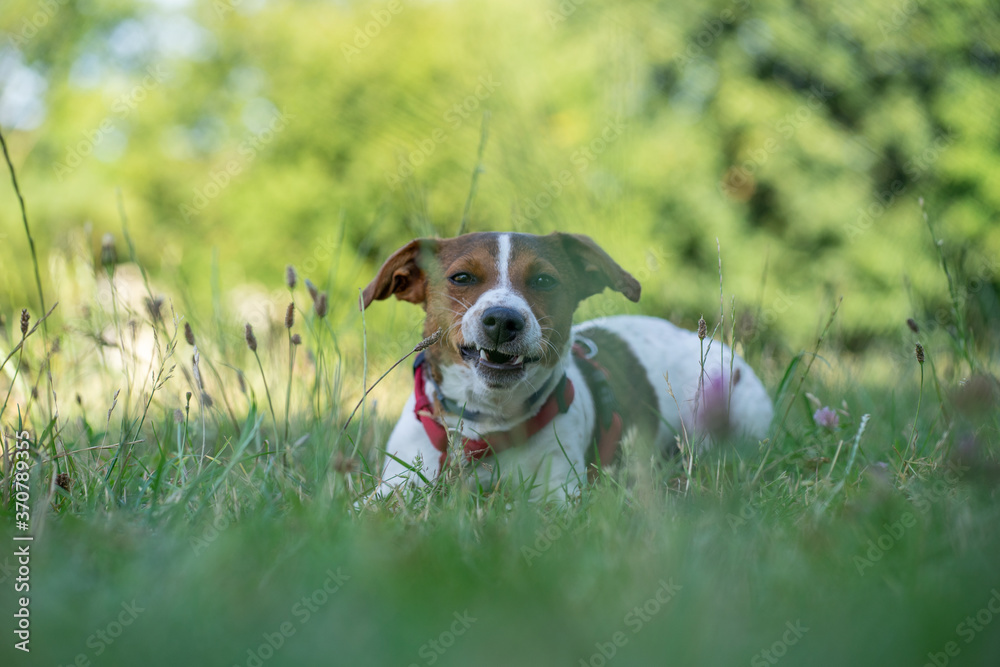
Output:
[
  {"xmin": 1, "ymin": 0, "xmax": 998, "ymax": 357},
  {"xmin": 1, "ymin": 6, "xmax": 1000, "ymax": 664}
]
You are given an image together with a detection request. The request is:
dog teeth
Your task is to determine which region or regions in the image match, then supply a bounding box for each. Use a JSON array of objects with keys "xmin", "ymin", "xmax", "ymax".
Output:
[{"xmin": 471, "ymin": 346, "xmax": 525, "ymax": 366}]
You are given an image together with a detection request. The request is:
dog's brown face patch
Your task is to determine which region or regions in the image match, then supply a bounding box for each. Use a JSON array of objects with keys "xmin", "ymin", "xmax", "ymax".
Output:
[
  {"xmin": 422, "ymin": 233, "xmax": 504, "ymax": 370},
  {"xmin": 500, "ymin": 234, "xmax": 581, "ymax": 364},
  {"xmin": 363, "ymin": 231, "xmax": 641, "ymax": 383}
]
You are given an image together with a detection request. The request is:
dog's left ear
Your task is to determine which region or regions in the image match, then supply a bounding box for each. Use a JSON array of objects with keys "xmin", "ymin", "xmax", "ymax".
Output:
[
  {"xmin": 555, "ymin": 233, "xmax": 641, "ymax": 303},
  {"xmin": 361, "ymin": 239, "xmax": 438, "ymax": 310}
]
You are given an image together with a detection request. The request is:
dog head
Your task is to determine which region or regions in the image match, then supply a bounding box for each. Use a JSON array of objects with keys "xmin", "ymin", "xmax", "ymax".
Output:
[{"xmin": 362, "ymin": 232, "xmax": 639, "ymax": 400}]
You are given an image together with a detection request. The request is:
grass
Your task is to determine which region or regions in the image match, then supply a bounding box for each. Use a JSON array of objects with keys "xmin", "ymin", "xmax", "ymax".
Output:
[{"xmin": 2, "ymin": 141, "xmax": 1000, "ymax": 666}]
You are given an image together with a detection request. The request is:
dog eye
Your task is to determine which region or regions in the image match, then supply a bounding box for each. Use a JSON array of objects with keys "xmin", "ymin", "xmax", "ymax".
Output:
[
  {"xmin": 529, "ymin": 274, "xmax": 559, "ymax": 290},
  {"xmin": 449, "ymin": 272, "xmax": 477, "ymax": 286}
]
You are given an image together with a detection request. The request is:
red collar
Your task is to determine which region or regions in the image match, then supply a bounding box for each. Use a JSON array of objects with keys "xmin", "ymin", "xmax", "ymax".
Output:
[
  {"xmin": 412, "ymin": 342, "xmax": 624, "ymax": 475},
  {"xmin": 413, "ymin": 361, "xmax": 574, "ymax": 469}
]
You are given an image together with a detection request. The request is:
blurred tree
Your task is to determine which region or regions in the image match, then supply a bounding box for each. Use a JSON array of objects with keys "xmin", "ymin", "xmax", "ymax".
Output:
[{"xmin": 0, "ymin": 0, "xmax": 998, "ymax": 358}]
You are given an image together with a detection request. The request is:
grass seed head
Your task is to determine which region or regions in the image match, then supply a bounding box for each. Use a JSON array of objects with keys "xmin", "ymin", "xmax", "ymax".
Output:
[
  {"xmin": 414, "ymin": 329, "xmax": 443, "ymax": 352},
  {"xmin": 55, "ymin": 473, "xmax": 71, "ymax": 493},
  {"xmin": 316, "ymin": 293, "xmax": 328, "ymax": 319},
  {"xmin": 698, "ymin": 316, "xmax": 707, "ymax": 340},
  {"xmin": 286, "ymin": 265, "xmax": 297, "ymax": 290},
  {"xmin": 332, "ymin": 452, "xmax": 360, "ymax": 475},
  {"xmin": 291, "ymin": 333, "xmax": 302, "ymax": 345},
  {"xmin": 145, "ymin": 297, "xmax": 163, "ymax": 323},
  {"xmin": 245, "ymin": 323, "xmax": 258, "ymax": 352},
  {"xmin": 20, "ymin": 308, "xmax": 29, "ymax": 336},
  {"xmin": 915, "ymin": 342, "xmax": 925, "ymax": 364},
  {"xmin": 907, "ymin": 318, "xmax": 920, "ymax": 334},
  {"xmin": 184, "ymin": 322, "xmax": 195, "ymax": 346},
  {"xmin": 285, "ymin": 302, "xmax": 295, "ymax": 329},
  {"xmin": 305, "ymin": 278, "xmax": 319, "ymax": 303}
]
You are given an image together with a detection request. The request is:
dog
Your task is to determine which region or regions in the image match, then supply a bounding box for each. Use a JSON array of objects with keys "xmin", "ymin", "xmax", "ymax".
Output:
[{"xmin": 362, "ymin": 232, "xmax": 773, "ymax": 501}]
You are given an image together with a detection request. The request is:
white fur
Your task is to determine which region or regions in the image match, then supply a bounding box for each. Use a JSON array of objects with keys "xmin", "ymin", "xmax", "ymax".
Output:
[
  {"xmin": 378, "ymin": 392, "xmax": 443, "ymax": 492},
  {"xmin": 576, "ymin": 315, "xmax": 773, "ymax": 450},
  {"xmin": 450, "ymin": 232, "xmax": 550, "ymax": 424},
  {"xmin": 497, "ymin": 233, "xmax": 512, "ymax": 289},
  {"xmin": 460, "ymin": 235, "xmax": 544, "ymax": 358},
  {"xmin": 435, "ymin": 353, "xmax": 568, "ymax": 431},
  {"xmin": 378, "ymin": 314, "xmax": 773, "ymax": 501}
]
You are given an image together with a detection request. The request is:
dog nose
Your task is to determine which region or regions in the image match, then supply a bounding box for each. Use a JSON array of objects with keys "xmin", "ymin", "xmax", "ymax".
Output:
[{"xmin": 481, "ymin": 306, "xmax": 525, "ymax": 345}]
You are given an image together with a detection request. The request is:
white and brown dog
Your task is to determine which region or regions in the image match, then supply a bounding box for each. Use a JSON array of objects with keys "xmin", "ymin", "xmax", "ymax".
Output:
[{"xmin": 362, "ymin": 232, "xmax": 773, "ymax": 500}]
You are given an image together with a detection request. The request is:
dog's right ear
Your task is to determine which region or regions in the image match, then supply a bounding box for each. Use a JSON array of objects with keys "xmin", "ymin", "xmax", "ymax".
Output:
[{"xmin": 361, "ymin": 239, "xmax": 437, "ymax": 310}]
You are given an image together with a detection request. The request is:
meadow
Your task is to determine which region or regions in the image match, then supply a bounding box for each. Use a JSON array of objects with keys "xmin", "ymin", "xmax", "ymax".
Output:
[
  {"xmin": 1, "ymin": 157, "xmax": 998, "ymax": 664},
  {"xmin": 2, "ymin": 0, "xmax": 1000, "ymax": 665}
]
